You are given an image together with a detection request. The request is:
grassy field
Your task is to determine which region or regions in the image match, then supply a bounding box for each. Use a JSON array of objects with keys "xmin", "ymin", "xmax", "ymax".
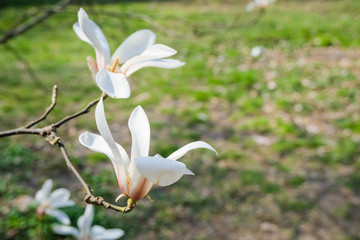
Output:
[{"xmin": 1, "ymin": 0, "xmax": 360, "ymax": 239}]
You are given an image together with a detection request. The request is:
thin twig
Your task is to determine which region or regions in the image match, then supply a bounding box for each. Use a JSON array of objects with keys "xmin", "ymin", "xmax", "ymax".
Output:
[
  {"xmin": 84, "ymin": 195, "xmax": 136, "ymax": 213},
  {"xmin": 0, "ymin": 85, "xmax": 135, "ymax": 213},
  {"xmin": 0, "ymin": 89, "xmax": 105, "ymax": 138},
  {"xmin": 53, "ymin": 93, "xmax": 107, "ymax": 128},
  {"xmin": 0, "ymin": 127, "xmax": 49, "ymax": 138},
  {"xmin": 58, "ymin": 141, "xmax": 91, "ymax": 195},
  {"xmin": 0, "ymin": 0, "xmax": 74, "ymax": 44},
  {"xmin": 25, "ymin": 85, "xmax": 58, "ymax": 128},
  {"xmin": 59, "ymin": 138, "xmax": 135, "ymax": 213}
]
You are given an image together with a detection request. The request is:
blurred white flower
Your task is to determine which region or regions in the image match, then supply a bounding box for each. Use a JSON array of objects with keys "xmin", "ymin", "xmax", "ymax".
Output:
[
  {"xmin": 52, "ymin": 204, "xmax": 124, "ymax": 240},
  {"xmin": 79, "ymin": 98, "xmax": 217, "ymax": 202},
  {"xmin": 246, "ymin": 0, "xmax": 276, "ymax": 12},
  {"xmin": 74, "ymin": 8, "xmax": 185, "ymax": 99},
  {"xmin": 251, "ymin": 46, "xmax": 266, "ymax": 58},
  {"xmin": 34, "ymin": 179, "xmax": 75, "ymax": 225}
]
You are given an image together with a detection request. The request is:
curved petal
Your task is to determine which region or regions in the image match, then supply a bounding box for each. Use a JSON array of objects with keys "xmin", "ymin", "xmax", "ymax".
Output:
[
  {"xmin": 128, "ymin": 168, "xmax": 153, "ymax": 201},
  {"xmin": 78, "ymin": 204, "xmax": 93, "ymax": 238},
  {"xmin": 111, "ymin": 29, "xmax": 156, "ymax": 64},
  {"xmin": 96, "ymin": 69, "xmax": 131, "ymax": 99},
  {"xmin": 135, "ymin": 156, "xmax": 194, "ymax": 186},
  {"xmin": 49, "ymin": 188, "xmax": 75, "ymax": 208},
  {"xmin": 45, "ymin": 209, "xmax": 71, "ymax": 225},
  {"xmin": 52, "ymin": 225, "xmax": 79, "ymax": 238},
  {"xmin": 120, "ymin": 44, "xmax": 177, "ymax": 74},
  {"xmin": 125, "ymin": 59, "xmax": 185, "ymax": 77},
  {"xmin": 79, "ymin": 131, "xmax": 130, "ymax": 178},
  {"xmin": 167, "ymin": 141, "xmax": 217, "ymax": 161},
  {"xmin": 127, "ymin": 106, "xmax": 152, "ymax": 200},
  {"xmin": 35, "ymin": 179, "xmax": 52, "ymax": 203},
  {"xmin": 128, "ymin": 106, "xmax": 150, "ymax": 165},
  {"xmin": 77, "ymin": 8, "xmax": 110, "ymax": 69},
  {"xmin": 73, "ymin": 22, "xmax": 93, "ymax": 47},
  {"xmin": 95, "ymin": 98, "xmax": 128, "ymax": 193},
  {"xmin": 92, "ymin": 225, "xmax": 125, "ymax": 240}
]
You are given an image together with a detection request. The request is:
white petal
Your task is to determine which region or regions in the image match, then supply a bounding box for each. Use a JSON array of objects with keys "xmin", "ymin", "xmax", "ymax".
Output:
[
  {"xmin": 92, "ymin": 225, "xmax": 125, "ymax": 240},
  {"xmin": 96, "ymin": 69, "xmax": 131, "ymax": 99},
  {"xmin": 45, "ymin": 209, "xmax": 71, "ymax": 225},
  {"xmin": 167, "ymin": 141, "xmax": 217, "ymax": 161},
  {"xmin": 111, "ymin": 29, "xmax": 156, "ymax": 64},
  {"xmin": 125, "ymin": 59, "xmax": 185, "ymax": 77},
  {"xmin": 128, "ymin": 106, "xmax": 150, "ymax": 166},
  {"xmin": 77, "ymin": 204, "xmax": 93, "ymax": 237},
  {"xmin": 128, "ymin": 168, "xmax": 153, "ymax": 201},
  {"xmin": 52, "ymin": 225, "xmax": 79, "ymax": 237},
  {"xmin": 48, "ymin": 188, "xmax": 75, "ymax": 208},
  {"xmin": 73, "ymin": 22, "xmax": 93, "ymax": 47},
  {"xmin": 77, "ymin": 8, "xmax": 110, "ymax": 69},
  {"xmin": 251, "ymin": 46, "xmax": 265, "ymax": 58},
  {"xmin": 135, "ymin": 156, "xmax": 193, "ymax": 186},
  {"xmin": 95, "ymin": 98, "xmax": 128, "ymax": 192},
  {"xmin": 35, "ymin": 179, "xmax": 52, "ymax": 203},
  {"xmin": 79, "ymin": 131, "xmax": 130, "ymax": 178},
  {"xmin": 121, "ymin": 44, "xmax": 177, "ymax": 74}
]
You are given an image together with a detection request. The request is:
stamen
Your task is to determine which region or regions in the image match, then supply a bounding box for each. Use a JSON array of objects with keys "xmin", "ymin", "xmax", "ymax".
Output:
[
  {"xmin": 110, "ymin": 57, "xmax": 119, "ymax": 72},
  {"xmin": 146, "ymin": 195, "xmax": 154, "ymax": 202},
  {"xmin": 115, "ymin": 193, "xmax": 126, "ymax": 202}
]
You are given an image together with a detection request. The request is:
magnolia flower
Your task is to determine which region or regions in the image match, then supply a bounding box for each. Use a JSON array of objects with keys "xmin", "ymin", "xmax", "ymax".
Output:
[
  {"xmin": 246, "ymin": 0, "xmax": 276, "ymax": 12},
  {"xmin": 53, "ymin": 204, "xmax": 124, "ymax": 240},
  {"xmin": 79, "ymin": 99, "xmax": 217, "ymax": 202},
  {"xmin": 250, "ymin": 46, "xmax": 266, "ymax": 58},
  {"xmin": 34, "ymin": 179, "xmax": 75, "ymax": 225},
  {"xmin": 74, "ymin": 8, "xmax": 185, "ymax": 99}
]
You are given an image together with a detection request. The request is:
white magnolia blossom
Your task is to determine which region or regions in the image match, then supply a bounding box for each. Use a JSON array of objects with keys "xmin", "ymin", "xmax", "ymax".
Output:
[
  {"xmin": 53, "ymin": 204, "xmax": 124, "ymax": 240},
  {"xmin": 246, "ymin": 0, "xmax": 276, "ymax": 12},
  {"xmin": 251, "ymin": 46, "xmax": 266, "ymax": 58},
  {"xmin": 79, "ymin": 99, "xmax": 217, "ymax": 202},
  {"xmin": 34, "ymin": 179, "xmax": 75, "ymax": 225},
  {"xmin": 74, "ymin": 8, "xmax": 185, "ymax": 99}
]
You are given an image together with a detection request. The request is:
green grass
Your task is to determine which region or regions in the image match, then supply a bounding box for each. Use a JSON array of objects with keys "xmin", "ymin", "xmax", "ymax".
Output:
[{"xmin": 1, "ymin": 0, "xmax": 360, "ymax": 239}]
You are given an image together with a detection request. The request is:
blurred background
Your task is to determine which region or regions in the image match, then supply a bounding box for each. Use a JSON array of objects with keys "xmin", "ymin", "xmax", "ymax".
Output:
[{"xmin": 1, "ymin": 0, "xmax": 360, "ymax": 239}]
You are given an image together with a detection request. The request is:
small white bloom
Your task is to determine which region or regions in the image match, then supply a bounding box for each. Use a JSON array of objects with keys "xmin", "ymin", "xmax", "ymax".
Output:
[
  {"xmin": 74, "ymin": 8, "xmax": 185, "ymax": 99},
  {"xmin": 251, "ymin": 46, "xmax": 266, "ymax": 58},
  {"xmin": 52, "ymin": 204, "xmax": 124, "ymax": 240},
  {"xmin": 79, "ymin": 99, "xmax": 217, "ymax": 202},
  {"xmin": 246, "ymin": 0, "xmax": 276, "ymax": 12},
  {"xmin": 34, "ymin": 179, "xmax": 75, "ymax": 225}
]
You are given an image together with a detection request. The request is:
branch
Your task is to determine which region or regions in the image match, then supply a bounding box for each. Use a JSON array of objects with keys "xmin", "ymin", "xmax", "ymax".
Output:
[
  {"xmin": 59, "ymin": 138, "xmax": 135, "ymax": 213},
  {"xmin": 0, "ymin": 87, "xmax": 104, "ymax": 138},
  {"xmin": 58, "ymin": 141, "xmax": 91, "ymax": 194},
  {"xmin": 0, "ymin": 127, "xmax": 50, "ymax": 138},
  {"xmin": 25, "ymin": 85, "xmax": 58, "ymax": 128},
  {"xmin": 53, "ymin": 93, "xmax": 107, "ymax": 128},
  {"xmin": 84, "ymin": 195, "xmax": 136, "ymax": 213},
  {"xmin": 0, "ymin": 85, "xmax": 136, "ymax": 213},
  {"xmin": 0, "ymin": 0, "xmax": 74, "ymax": 44}
]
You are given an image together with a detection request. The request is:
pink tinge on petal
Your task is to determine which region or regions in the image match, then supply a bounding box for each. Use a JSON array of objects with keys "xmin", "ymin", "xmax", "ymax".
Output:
[{"xmin": 128, "ymin": 168, "xmax": 154, "ymax": 201}]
